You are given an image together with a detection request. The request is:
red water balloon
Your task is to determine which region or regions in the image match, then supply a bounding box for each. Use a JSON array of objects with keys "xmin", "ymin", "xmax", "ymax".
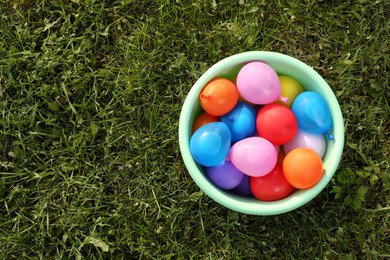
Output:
[
  {"xmin": 250, "ymin": 164, "xmax": 295, "ymax": 201},
  {"xmin": 256, "ymin": 104, "xmax": 298, "ymax": 145}
]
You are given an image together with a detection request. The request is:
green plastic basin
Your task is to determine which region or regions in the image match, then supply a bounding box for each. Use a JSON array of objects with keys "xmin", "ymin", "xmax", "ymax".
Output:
[{"xmin": 179, "ymin": 51, "xmax": 344, "ymax": 215}]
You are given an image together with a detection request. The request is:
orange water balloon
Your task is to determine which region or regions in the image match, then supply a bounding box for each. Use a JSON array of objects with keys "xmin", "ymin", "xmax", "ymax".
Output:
[
  {"xmin": 283, "ymin": 148, "xmax": 323, "ymax": 189},
  {"xmin": 200, "ymin": 78, "xmax": 239, "ymax": 116},
  {"xmin": 192, "ymin": 113, "xmax": 219, "ymax": 133}
]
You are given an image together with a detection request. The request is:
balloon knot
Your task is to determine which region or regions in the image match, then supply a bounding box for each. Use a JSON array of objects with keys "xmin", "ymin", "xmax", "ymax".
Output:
[
  {"xmin": 326, "ymin": 130, "xmax": 334, "ymax": 141},
  {"xmin": 279, "ymin": 96, "xmax": 289, "ymax": 103},
  {"xmin": 200, "ymin": 93, "xmax": 208, "ymax": 100}
]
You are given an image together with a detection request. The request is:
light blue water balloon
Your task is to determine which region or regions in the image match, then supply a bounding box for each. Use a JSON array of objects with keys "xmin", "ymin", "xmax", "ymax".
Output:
[
  {"xmin": 292, "ymin": 91, "xmax": 334, "ymax": 140},
  {"xmin": 190, "ymin": 122, "xmax": 231, "ymax": 166}
]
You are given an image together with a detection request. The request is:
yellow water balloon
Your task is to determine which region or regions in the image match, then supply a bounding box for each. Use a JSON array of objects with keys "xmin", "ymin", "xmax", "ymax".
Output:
[{"xmin": 274, "ymin": 76, "xmax": 304, "ymax": 108}]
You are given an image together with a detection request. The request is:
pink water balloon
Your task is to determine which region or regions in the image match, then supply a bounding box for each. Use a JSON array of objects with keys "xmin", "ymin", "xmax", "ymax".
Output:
[
  {"xmin": 229, "ymin": 137, "xmax": 277, "ymax": 177},
  {"xmin": 252, "ymin": 133, "xmax": 280, "ymax": 153},
  {"xmin": 236, "ymin": 62, "xmax": 281, "ymax": 105},
  {"xmin": 284, "ymin": 130, "xmax": 326, "ymax": 158}
]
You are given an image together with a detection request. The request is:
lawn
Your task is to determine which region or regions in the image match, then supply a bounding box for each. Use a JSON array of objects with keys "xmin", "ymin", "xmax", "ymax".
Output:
[{"xmin": 0, "ymin": 0, "xmax": 389, "ymax": 258}]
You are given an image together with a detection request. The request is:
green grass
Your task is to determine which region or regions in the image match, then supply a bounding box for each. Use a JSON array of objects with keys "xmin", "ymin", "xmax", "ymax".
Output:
[{"xmin": 0, "ymin": 0, "xmax": 389, "ymax": 258}]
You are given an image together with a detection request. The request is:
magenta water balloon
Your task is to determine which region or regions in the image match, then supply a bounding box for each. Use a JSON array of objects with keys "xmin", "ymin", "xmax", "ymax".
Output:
[
  {"xmin": 190, "ymin": 122, "xmax": 231, "ymax": 167},
  {"xmin": 284, "ymin": 129, "xmax": 327, "ymax": 158},
  {"xmin": 206, "ymin": 160, "xmax": 245, "ymax": 190},
  {"xmin": 236, "ymin": 62, "xmax": 281, "ymax": 104},
  {"xmin": 229, "ymin": 136, "xmax": 277, "ymax": 177},
  {"xmin": 232, "ymin": 174, "xmax": 253, "ymax": 196},
  {"xmin": 220, "ymin": 101, "xmax": 256, "ymax": 142},
  {"xmin": 292, "ymin": 91, "xmax": 333, "ymax": 139}
]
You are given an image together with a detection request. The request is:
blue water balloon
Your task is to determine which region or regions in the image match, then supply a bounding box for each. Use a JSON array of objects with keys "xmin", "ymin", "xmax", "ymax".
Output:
[
  {"xmin": 220, "ymin": 102, "xmax": 256, "ymax": 142},
  {"xmin": 292, "ymin": 91, "xmax": 334, "ymax": 140},
  {"xmin": 190, "ymin": 122, "xmax": 231, "ymax": 166}
]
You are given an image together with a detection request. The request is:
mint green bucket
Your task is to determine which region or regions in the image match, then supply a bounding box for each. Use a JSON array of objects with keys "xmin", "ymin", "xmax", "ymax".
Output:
[{"xmin": 179, "ymin": 51, "xmax": 344, "ymax": 215}]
